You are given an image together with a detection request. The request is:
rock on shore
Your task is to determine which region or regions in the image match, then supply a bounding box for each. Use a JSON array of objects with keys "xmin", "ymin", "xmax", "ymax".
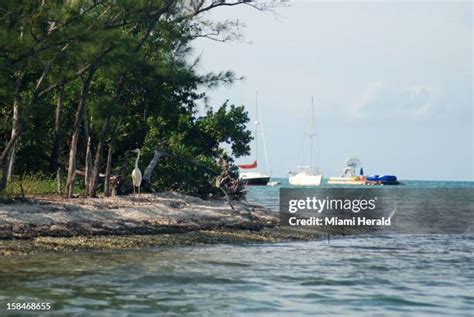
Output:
[
  {"xmin": 0, "ymin": 193, "xmax": 328, "ymax": 255},
  {"xmin": 0, "ymin": 192, "xmax": 278, "ymax": 240}
]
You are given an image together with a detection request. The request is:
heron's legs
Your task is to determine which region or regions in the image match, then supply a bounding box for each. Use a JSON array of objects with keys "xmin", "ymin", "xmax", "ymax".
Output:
[
  {"xmin": 133, "ymin": 186, "xmax": 136, "ymax": 194},
  {"xmin": 138, "ymin": 186, "xmax": 140, "ymax": 194}
]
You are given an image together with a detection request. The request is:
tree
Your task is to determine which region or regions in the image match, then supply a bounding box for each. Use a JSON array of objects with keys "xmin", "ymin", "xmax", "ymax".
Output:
[{"xmin": 1, "ymin": 0, "xmax": 282, "ymax": 198}]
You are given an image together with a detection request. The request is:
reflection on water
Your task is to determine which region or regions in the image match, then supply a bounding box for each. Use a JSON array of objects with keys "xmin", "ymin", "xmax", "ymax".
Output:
[{"xmin": 1, "ymin": 235, "xmax": 473, "ymax": 316}]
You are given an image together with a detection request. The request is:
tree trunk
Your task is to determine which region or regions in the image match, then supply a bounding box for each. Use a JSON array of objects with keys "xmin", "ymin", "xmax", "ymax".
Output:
[
  {"xmin": 143, "ymin": 150, "xmax": 165, "ymax": 183},
  {"xmin": 84, "ymin": 136, "xmax": 92, "ymax": 195},
  {"xmin": 2, "ymin": 44, "xmax": 74, "ymax": 190},
  {"xmin": 88, "ymin": 75, "xmax": 125, "ymax": 197},
  {"xmin": 87, "ymin": 23, "xmax": 163, "ymax": 196},
  {"xmin": 83, "ymin": 111, "xmax": 93, "ymax": 196},
  {"xmin": 65, "ymin": 67, "xmax": 95, "ymax": 198},
  {"xmin": 0, "ymin": 127, "xmax": 20, "ymax": 166},
  {"xmin": 88, "ymin": 116, "xmax": 109, "ymax": 197},
  {"xmin": 1, "ymin": 162, "xmax": 9, "ymax": 191},
  {"xmin": 104, "ymin": 144, "xmax": 113, "ymax": 197},
  {"xmin": 56, "ymin": 168, "xmax": 61, "ymax": 194},
  {"xmin": 1, "ymin": 71, "xmax": 23, "ymax": 190},
  {"xmin": 49, "ymin": 85, "xmax": 64, "ymax": 171},
  {"xmin": 6, "ymin": 144, "xmax": 15, "ymax": 182},
  {"xmin": 85, "ymin": 20, "xmax": 166, "ymax": 196}
]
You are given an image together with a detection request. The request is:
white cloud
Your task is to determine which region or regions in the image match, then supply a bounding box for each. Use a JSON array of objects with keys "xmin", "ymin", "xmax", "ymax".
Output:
[
  {"xmin": 350, "ymin": 82, "xmax": 444, "ymax": 120},
  {"xmin": 403, "ymin": 85, "xmax": 441, "ymax": 116},
  {"xmin": 351, "ymin": 81, "xmax": 385, "ymax": 118}
]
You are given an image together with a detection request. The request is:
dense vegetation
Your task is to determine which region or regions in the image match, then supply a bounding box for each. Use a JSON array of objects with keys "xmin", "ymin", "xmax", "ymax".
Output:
[{"xmin": 0, "ymin": 0, "xmax": 276, "ymax": 198}]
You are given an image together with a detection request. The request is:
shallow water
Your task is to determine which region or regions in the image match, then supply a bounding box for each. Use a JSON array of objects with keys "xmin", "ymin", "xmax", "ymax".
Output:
[{"xmin": 1, "ymin": 180, "xmax": 473, "ymax": 316}]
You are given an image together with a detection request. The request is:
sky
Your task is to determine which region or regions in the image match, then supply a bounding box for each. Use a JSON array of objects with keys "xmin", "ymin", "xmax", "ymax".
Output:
[{"xmin": 192, "ymin": 0, "xmax": 473, "ymax": 181}]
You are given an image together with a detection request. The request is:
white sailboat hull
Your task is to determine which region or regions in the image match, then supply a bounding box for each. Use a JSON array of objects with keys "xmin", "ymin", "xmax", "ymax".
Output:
[{"xmin": 289, "ymin": 172, "xmax": 323, "ymax": 186}]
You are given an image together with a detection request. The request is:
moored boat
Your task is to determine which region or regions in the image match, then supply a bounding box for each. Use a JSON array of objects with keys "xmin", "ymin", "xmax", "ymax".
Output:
[
  {"xmin": 240, "ymin": 170, "xmax": 271, "ymax": 186},
  {"xmin": 328, "ymin": 157, "xmax": 400, "ymax": 185},
  {"xmin": 238, "ymin": 92, "xmax": 271, "ymax": 186},
  {"xmin": 289, "ymin": 168, "xmax": 323, "ymax": 186},
  {"xmin": 365, "ymin": 175, "xmax": 399, "ymax": 185},
  {"xmin": 328, "ymin": 157, "xmax": 365, "ymax": 185},
  {"xmin": 289, "ymin": 97, "xmax": 323, "ymax": 186}
]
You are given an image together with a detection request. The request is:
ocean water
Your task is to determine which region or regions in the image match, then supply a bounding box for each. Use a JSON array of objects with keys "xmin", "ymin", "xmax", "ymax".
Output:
[
  {"xmin": 1, "ymin": 180, "xmax": 473, "ymax": 316},
  {"xmin": 246, "ymin": 178, "xmax": 474, "ymax": 212}
]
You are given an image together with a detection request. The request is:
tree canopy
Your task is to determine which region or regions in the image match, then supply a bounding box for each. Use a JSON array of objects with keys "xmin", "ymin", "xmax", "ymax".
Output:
[{"xmin": 0, "ymin": 0, "xmax": 279, "ymax": 198}]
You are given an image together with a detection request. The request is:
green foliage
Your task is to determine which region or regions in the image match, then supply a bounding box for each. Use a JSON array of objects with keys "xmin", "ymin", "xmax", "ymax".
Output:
[
  {"xmin": 0, "ymin": 171, "xmax": 90, "ymax": 199},
  {"xmin": 139, "ymin": 101, "xmax": 251, "ymax": 197},
  {"xmin": 198, "ymin": 101, "xmax": 252, "ymax": 157},
  {"xmin": 0, "ymin": 173, "xmax": 57, "ymax": 197},
  {"xmin": 0, "ymin": 0, "xmax": 255, "ymax": 198}
]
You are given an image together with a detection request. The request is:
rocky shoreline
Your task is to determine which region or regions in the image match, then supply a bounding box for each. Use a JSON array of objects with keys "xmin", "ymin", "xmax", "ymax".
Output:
[{"xmin": 0, "ymin": 192, "xmax": 323, "ymax": 256}]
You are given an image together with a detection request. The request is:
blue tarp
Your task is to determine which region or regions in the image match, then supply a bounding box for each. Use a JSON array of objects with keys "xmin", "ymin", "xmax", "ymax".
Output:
[{"xmin": 366, "ymin": 175, "xmax": 398, "ymax": 183}]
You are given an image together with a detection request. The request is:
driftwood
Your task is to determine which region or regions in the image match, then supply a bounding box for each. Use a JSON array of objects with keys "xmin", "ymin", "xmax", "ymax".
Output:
[
  {"xmin": 143, "ymin": 150, "xmax": 167, "ymax": 183},
  {"xmin": 215, "ymin": 154, "xmax": 246, "ymax": 205},
  {"xmin": 141, "ymin": 148, "xmax": 216, "ymax": 191}
]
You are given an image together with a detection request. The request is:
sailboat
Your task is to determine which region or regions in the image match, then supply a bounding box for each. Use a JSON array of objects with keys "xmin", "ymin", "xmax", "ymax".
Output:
[
  {"xmin": 289, "ymin": 97, "xmax": 323, "ymax": 186},
  {"xmin": 239, "ymin": 162, "xmax": 270, "ymax": 185},
  {"xmin": 239, "ymin": 93, "xmax": 271, "ymax": 186}
]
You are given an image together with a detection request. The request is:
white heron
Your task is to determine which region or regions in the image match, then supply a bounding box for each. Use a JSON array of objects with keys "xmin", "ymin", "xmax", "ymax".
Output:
[{"xmin": 131, "ymin": 148, "xmax": 142, "ymax": 194}]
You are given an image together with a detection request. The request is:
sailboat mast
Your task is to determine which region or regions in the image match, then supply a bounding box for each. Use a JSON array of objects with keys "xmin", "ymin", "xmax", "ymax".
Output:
[
  {"xmin": 309, "ymin": 97, "xmax": 315, "ymax": 174},
  {"xmin": 255, "ymin": 91, "xmax": 259, "ymax": 167}
]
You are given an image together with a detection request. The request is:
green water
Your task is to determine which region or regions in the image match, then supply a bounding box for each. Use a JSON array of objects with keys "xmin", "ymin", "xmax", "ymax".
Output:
[{"xmin": 0, "ymin": 180, "xmax": 473, "ymax": 316}]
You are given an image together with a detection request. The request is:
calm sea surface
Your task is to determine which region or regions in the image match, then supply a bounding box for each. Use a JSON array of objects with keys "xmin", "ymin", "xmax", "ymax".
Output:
[{"xmin": 1, "ymin": 180, "xmax": 473, "ymax": 316}]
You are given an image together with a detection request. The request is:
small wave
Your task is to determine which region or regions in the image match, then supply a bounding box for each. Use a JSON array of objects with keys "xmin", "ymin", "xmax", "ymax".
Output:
[
  {"xmin": 202, "ymin": 260, "xmax": 252, "ymax": 268},
  {"xmin": 300, "ymin": 278, "xmax": 363, "ymax": 287},
  {"xmin": 367, "ymin": 295, "xmax": 442, "ymax": 307},
  {"xmin": 129, "ymin": 274, "xmax": 243, "ymax": 285},
  {"xmin": 330, "ymin": 245, "xmax": 405, "ymax": 251}
]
